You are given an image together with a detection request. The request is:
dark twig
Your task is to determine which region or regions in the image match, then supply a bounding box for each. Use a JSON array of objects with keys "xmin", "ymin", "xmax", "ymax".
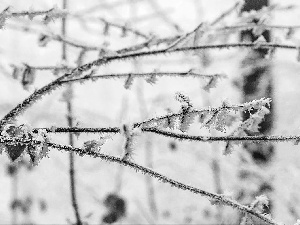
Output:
[{"xmin": 61, "ymin": 0, "xmax": 82, "ymax": 224}]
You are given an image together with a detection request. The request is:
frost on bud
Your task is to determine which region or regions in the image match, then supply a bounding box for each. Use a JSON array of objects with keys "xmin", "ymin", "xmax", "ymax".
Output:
[
  {"xmin": 0, "ymin": 7, "xmax": 10, "ymax": 30},
  {"xmin": 22, "ymin": 65, "xmax": 36, "ymax": 90},
  {"xmin": 124, "ymin": 74, "xmax": 134, "ymax": 89},
  {"xmin": 203, "ymin": 76, "xmax": 218, "ymax": 92},
  {"xmin": 162, "ymin": 115, "xmax": 179, "ymax": 130},
  {"xmin": 38, "ymin": 34, "xmax": 51, "ymax": 47}
]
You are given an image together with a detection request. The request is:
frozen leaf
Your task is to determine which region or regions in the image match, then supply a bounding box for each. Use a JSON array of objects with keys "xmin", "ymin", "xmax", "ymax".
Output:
[
  {"xmin": 203, "ymin": 76, "xmax": 218, "ymax": 92},
  {"xmin": 38, "ymin": 34, "xmax": 51, "ymax": 47},
  {"xmin": 22, "ymin": 65, "xmax": 36, "ymax": 90},
  {"xmin": 175, "ymin": 92, "xmax": 192, "ymax": 107},
  {"xmin": 0, "ymin": 7, "xmax": 10, "ymax": 30},
  {"xmin": 11, "ymin": 65, "xmax": 21, "ymax": 80},
  {"xmin": 121, "ymin": 23, "xmax": 129, "ymax": 37},
  {"xmin": 3, "ymin": 125, "xmax": 27, "ymax": 161},
  {"xmin": 253, "ymin": 35, "xmax": 267, "ymax": 49},
  {"xmin": 179, "ymin": 112, "xmax": 195, "ymax": 133},
  {"xmin": 43, "ymin": 5, "xmax": 66, "ymax": 24},
  {"xmin": 252, "ymin": 25, "xmax": 266, "ymax": 36},
  {"xmin": 83, "ymin": 140, "xmax": 104, "ymax": 152},
  {"xmin": 27, "ymin": 7, "xmax": 35, "ymax": 20},
  {"xmin": 162, "ymin": 116, "xmax": 179, "ymax": 130},
  {"xmin": 124, "ymin": 74, "xmax": 134, "ymax": 89},
  {"xmin": 223, "ymin": 141, "xmax": 234, "ymax": 156},
  {"xmin": 103, "ymin": 21, "xmax": 110, "ymax": 36},
  {"xmin": 146, "ymin": 73, "xmax": 157, "ymax": 85},
  {"xmin": 265, "ymin": 47, "xmax": 275, "ymax": 59},
  {"xmin": 294, "ymin": 139, "xmax": 300, "ymax": 145},
  {"xmin": 286, "ymin": 27, "xmax": 295, "ymax": 39},
  {"xmin": 76, "ymin": 49, "xmax": 87, "ymax": 66}
]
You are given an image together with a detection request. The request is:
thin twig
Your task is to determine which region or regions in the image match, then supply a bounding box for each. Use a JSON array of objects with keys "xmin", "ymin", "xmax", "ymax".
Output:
[
  {"xmin": 61, "ymin": 71, "xmax": 226, "ymax": 84},
  {"xmin": 61, "ymin": 0, "xmax": 82, "ymax": 224},
  {"xmin": 99, "ymin": 18, "xmax": 150, "ymax": 39},
  {"xmin": 0, "ymin": 136, "xmax": 281, "ymax": 225}
]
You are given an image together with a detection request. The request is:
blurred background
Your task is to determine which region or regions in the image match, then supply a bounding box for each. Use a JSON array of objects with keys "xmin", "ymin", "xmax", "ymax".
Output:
[{"xmin": 1, "ymin": 0, "xmax": 300, "ymax": 224}]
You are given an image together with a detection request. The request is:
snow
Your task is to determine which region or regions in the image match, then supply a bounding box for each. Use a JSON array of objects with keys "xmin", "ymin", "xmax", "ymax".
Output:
[{"xmin": 0, "ymin": 0, "xmax": 300, "ymax": 224}]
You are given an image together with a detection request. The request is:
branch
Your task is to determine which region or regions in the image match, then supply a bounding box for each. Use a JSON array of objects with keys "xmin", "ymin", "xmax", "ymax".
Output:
[
  {"xmin": 61, "ymin": 71, "xmax": 227, "ymax": 84},
  {"xmin": 142, "ymin": 127, "xmax": 300, "ymax": 143},
  {"xmin": 0, "ymin": 136, "xmax": 281, "ymax": 225},
  {"xmin": 99, "ymin": 18, "xmax": 151, "ymax": 39},
  {"xmin": 0, "ymin": 41, "xmax": 291, "ymax": 128}
]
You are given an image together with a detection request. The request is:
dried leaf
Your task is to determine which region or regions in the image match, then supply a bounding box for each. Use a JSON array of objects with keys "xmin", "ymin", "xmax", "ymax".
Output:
[{"xmin": 124, "ymin": 74, "xmax": 134, "ymax": 89}]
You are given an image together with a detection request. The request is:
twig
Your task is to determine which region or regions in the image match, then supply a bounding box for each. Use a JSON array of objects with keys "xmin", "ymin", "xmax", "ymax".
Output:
[
  {"xmin": 61, "ymin": 71, "xmax": 226, "ymax": 84},
  {"xmin": 210, "ymin": 1, "xmax": 241, "ymax": 26},
  {"xmin": 0, "ymin": 42, "xmax": 294, "ymax": 128},
  {"xmin": 61, "ymin": 0, "xmax": 82, "ymax": 224},
  {"xmin": 8, "ymin": 8, "xmax": 55, "ymax": 18},
  {"xmin": 146, "ymin": 0, "xmax": 183, "ymax": 32},
  {"xmin": 142, "ymin": 127, "xmax": 300, "ymax": 143},
  {"xmin": 0, "ymin": 136, "xmax": 281, "ymax": 225},
  {"xmin": 99, "ymin": 18, "xmax": 150, "ymax": 39}
]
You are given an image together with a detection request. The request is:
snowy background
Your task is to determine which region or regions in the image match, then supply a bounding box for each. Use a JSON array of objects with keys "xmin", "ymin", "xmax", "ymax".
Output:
[{"xmin": 1, "ymin": 0, "xmax": 300, "ymax": 224}]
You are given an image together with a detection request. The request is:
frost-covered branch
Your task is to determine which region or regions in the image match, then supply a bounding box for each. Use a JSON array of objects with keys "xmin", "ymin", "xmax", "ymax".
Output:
[
  {"xmin": 99, "ymin": 18, "xmax": 151, "ymax": 39},
  {"xmin": 0, "ymin": 136, "xmax": 281, "ymax": 225},
  {"xmin": 0, "ymin": 6, "xmax": 66, "ymax": 29},
  {"xmin": 2, "ymin": 39, "xmax": 292, "ymax": 127},
  {"xmin": 61, "ymin": 71, "xmax": 227, "ymax": 85}
]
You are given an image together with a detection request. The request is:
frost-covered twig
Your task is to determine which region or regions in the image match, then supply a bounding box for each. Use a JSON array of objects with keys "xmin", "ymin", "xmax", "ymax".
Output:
[
  {"xmin": 0, "ymin": 6, "xmax": 66, "ymax": 29},
  {"xmin": 210, "ymin": 1, "xmax": 241, "ymax": 26},
  {"xmin": 1, "ymin": 41, "xmax": 291, "ymax": 127},
  {"xmin": 61, "ymin": 0, "xmax": 82, "ymax": 223},
  {"xmin": 142, "ymin": 128, "xmax": 300, "ymax": 143},
  {"xmin": 0, "ymin": 136, "xmax": 281, "ymax": 225},
  {"xmin": 61, "ymin": 71, "xmax": 226, "ymax": 84},
  {"xmin": 99, "ymin": 18, "xmax": 150, "ymax": 39}
]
